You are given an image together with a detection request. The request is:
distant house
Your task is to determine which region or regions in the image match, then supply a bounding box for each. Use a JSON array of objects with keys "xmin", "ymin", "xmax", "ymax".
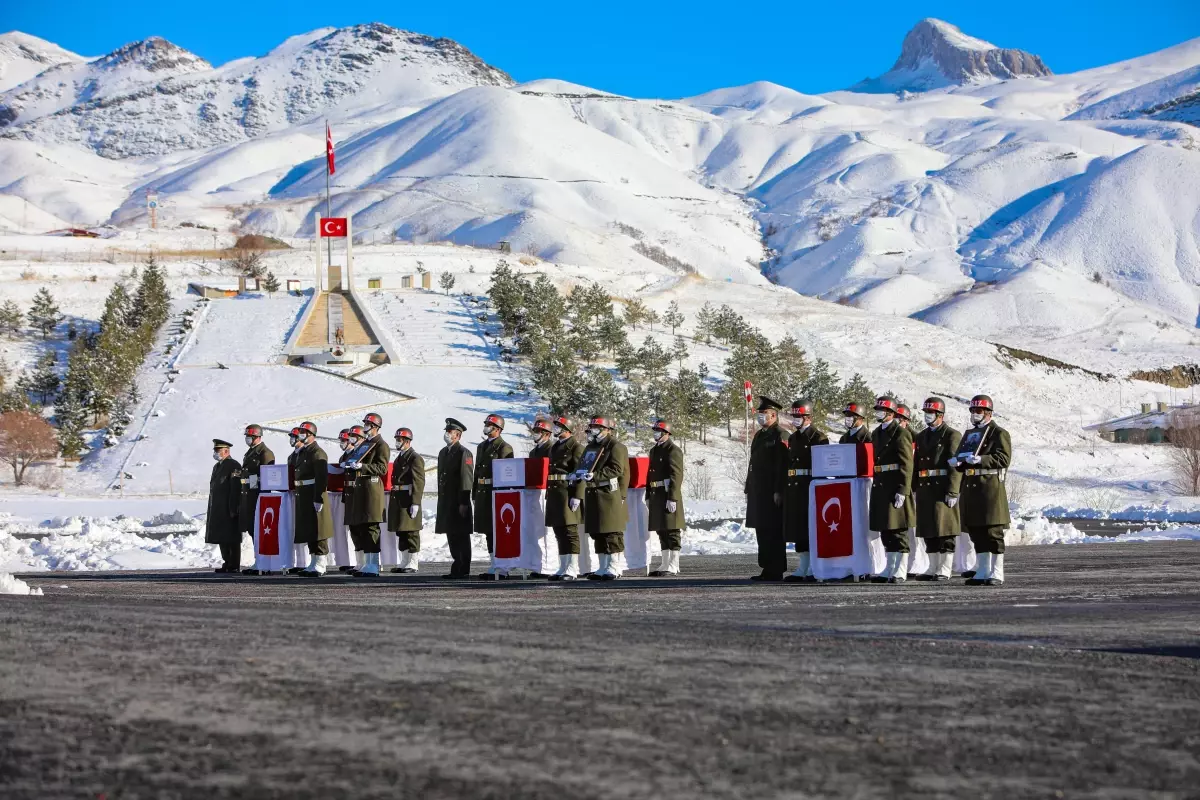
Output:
[{"xmin": 1085, "ymin": 403, "xmax": 1199, "ymax": 444}]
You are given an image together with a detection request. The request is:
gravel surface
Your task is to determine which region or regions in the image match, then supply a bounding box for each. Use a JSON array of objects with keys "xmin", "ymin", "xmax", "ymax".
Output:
[{"xmin": 2, "ymin": 543, "xmax": 1199, "ymax": 799}]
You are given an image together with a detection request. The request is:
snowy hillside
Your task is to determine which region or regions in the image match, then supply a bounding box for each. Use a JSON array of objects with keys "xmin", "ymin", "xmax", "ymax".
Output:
[{"xmin": 0, "ymin": 32, "xmax": 85, "ymax": 94}]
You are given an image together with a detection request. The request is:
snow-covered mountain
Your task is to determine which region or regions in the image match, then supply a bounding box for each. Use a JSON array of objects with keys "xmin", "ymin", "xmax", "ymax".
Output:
[{"xmin": 0, "ymin": 32, "xmax": 85, "ymax": 94}]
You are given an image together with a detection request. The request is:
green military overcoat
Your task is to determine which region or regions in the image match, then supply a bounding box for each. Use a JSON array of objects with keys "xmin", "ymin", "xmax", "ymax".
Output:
[
  {"xmin": 956, "ymin": 421, "xmax": 1012, "ymax": 528},
  {"xmin": 205, "ymin": 456, "xmax": 242, "ymax": 545},
  {"xmin": 472, "ymin": 436, "xmax": 514, "ymax": 535},
  {"xmin": 647, "ymin": 438, "xmax": 685, "ymax": 532},
  {"xmin": 914, "ymin": 423, "xmax": 963, "ymax": 538},
  {"xmin": 386, "ymin": 446, "xmax": 425, "ymax": 534},
  {"xmin": 840, "ymin": 424, "xmax": 869, "ymax": 445},
  {"xmin": 347, "ymin": 435, "xmax": 390, "ymax": 526},
  {"xmin": 293, "ymin": 442, "xmax": 333, "ymax": 544},
  {"xmin": 237, "ymin": 441, "xmax": 275, "ymax": 534},
  {"xmin": 544, "ymin": 435, "xmax": 585, "ymax": 528},
  {"xmin": 869, "ymin": 422, "xmax": 915, "ymax": 532},
  {"xmin": 435, "ymin": 441, "xmax": 474, "ymax": 536},
  {"xmin": 583, "ymin": 437, "xmax": 629, "ymax": 534},
  {"xmin": 745, "ymin": 424, "xmax": 789, "ymax": 533},
  {"xmin": 783, "ymin": 424, "xmax": 829, "ymax": 543}
]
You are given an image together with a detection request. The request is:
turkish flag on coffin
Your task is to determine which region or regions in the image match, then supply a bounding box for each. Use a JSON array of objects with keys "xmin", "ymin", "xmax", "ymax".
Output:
[
  {"xmin": 319, "ymin": 217, "xmax": 347, "ymax": 237},
  {"xmin": 813, "ymin": 481, "xmax": 853, "ymax": 559},
  {"xmin": 258, "ymin": 494, "xmax": 282, "ymax": 556},
  {"xmin": 493, "ymin": 490, "xmax": 522, "ymax": 559}
]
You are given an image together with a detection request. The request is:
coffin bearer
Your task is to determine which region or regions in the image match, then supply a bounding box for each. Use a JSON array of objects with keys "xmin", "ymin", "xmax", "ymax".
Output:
[
  {"xmin": 526, "ymin": 419, "xmax": 554, "ymax": 579},
  {"xmin": 784, "ymin": 399, "xmax": 829, "ymax": 583},
  {"xmin": 913, "ymin": 398, "xmax": 962, "ymax": 582},
  {"xmin": 237, "ymin": 424, "xmax": 274, "ymax": 574},
  {"xmin": 208, "ymin": 439, "xmax": 243, "ymax": 573},
  {"xmin": 341, "ymin": 426, "xmax": 364, "ymax": 572},
  {"xmin": 473, "ymin": 413, "xmax": 515, "ymax": 580},
  {"xmin": 333, "ymin": 429, "xmax": 357, "ymax": 573},
  {"xmin": 386, "ymin": 427, "xmax": 425, "ymax": 574},
  {"xmin": 895, "ymin": 404, "xmax": 912, "ymax": 430},
  {"xmin": 293, "ymin": 421, "xmax": 333, "ymax": 577},
  {"xmin": 284, "ymin": 426, "xmax": 305, "ymax": 575},
  {"xmin": 580, "ymin": 416, "xmax": 629, "ymax": 580},
  {"xmin": 840, "ymin": 402, "xmax": 870, "ymax": 444},
  {"xmin": 346, "ymin": 413, "xmax": 390, "ymax": 577},
  {"xmin": 647, "ymin": 419, "xmax": 685, "ymax": 577},
  {"xmin": 869, "ymin": 397, "xmax": 914, "ymax": 584},
  {"xmin": 746, "ymin": 397, "xmax": 790, "ymax": 581},
  {"xmin": 950, "ymin": 395, "xmax": 1011, "ymax": 587},
  {"xmin": 544, "ymin": 416, "xmax": 585, "ymax": 581},
  {"xmin": 436, "ymin": 418, "xmax": 475, "ymax": 579}
]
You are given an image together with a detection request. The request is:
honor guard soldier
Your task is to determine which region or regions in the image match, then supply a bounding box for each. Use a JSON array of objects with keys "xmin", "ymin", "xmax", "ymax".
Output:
[
  {"xmin": 784, "ymin": 399, "xmax": 829, "ymax": 582},
  {"xmin": 473, "ymin": 413, "xmax": 515, "ymax": 580},
  {"xmin": 526, "ymin": 419, "xmax": 554, "ymax": 579},
  {"xmin": 647, "ymin": 419, "xmax": 685, "ymax": 577},
  {"xmin": 386, "ymin": 427, "xmax": 425, "ymax": 573},
  {"xmin": 281, "ymin": 426, "xmax": 304, "ymax": 574},
  {"xmin": 840, "ymin": 402, "xmax": 870, "ymax": 444},
  {"xmin": 869, "ymin": 397, "xmax": 915, "ymax": 583},
  {"xmin": 207, "ymin": 439, "xmax": 243, "ymax": 573},
  {"xmin": 895, "ymin": 404, "xmax": 912, "ymax": 429},
  {"xmin": 746, "ymin": 397, "xmax": 790, "ymax": 581},
  {"xmin": 436, "ymin": 419, "xmax": 475, "ymax": 579},
  {"xmin": 333, "ymin": 429, "xmax": 356, "ymax": 573},
  {"xmin": 949, "ymin": 395, "xmax": 1011, "ymax": 586},
  {"xmin": 913, "ymin": 398, "xmax": 962, "ymax": 582},
  {"xmin": 579, "ymin": 416, "xmax": 629, "ymax": 580},
  {"xmin": 292, "ymin": 422, "xmax": 333, "ymax": 577},
  {"xmin": 341, "ymin": 426, "xmax": 364, "ymax": 572},
  {"xmin": 345, "ymin": 412, "xmax": 391, "ymax": 577},
  {"xmin": 544, "ymin": 416, "xmax": 585, "ymax": 581},
  {"xmin": 237, "ymin": 424, "xmax": 274, "ymax": 573}
]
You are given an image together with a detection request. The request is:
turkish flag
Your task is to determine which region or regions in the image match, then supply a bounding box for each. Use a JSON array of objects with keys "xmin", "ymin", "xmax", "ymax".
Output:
[
  {"xmin": 744, "ymin": 380, "xmax": 753, "ymax": 403},
  {"xmin": 258, "ymin": 494, "xmax": 282, "ymax": 556},
  {"xmin": 319, "ymin": 217, "xmax": 347, "ymax": 237},
  {"xmin": 813, "ymin": 481, "xmax": 853, "ymax": 559},
  {"xmin": 326, "ymin": 122, "xmax": 335, "ymax": 176},
  {"xmin": 493, "ymin": 490, "xmax": 522, "ymax": 559}
]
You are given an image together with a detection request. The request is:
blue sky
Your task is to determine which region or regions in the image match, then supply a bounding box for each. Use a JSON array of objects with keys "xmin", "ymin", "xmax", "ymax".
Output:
[{"xmin": 8, "ymin": 1, "xmax": 1199, "ymax": 97}]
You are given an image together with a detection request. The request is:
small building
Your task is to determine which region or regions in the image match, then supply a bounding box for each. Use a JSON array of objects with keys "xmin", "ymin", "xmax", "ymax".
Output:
[{"xmin": 1085, "ymin": 403, "xmax": 1198, "ymax": 444}]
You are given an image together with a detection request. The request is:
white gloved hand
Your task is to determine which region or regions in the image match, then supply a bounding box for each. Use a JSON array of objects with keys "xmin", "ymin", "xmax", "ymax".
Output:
[
  {"xmin": 345, "ymin": 461, "xmax": 359, "ymax": 470},
  {"xmin": 666, "ymin": 500, "xmax": 677, "ymax": 514},
  {"xmin": 945, "ymin": 495, "xmax": 959, "ymax": 508},
  {"xmin": 314, "ymin": 502, "xmax": 323, "ymax": 512},
  {"xmin": 947, "ymin": 457, "xmax": 959, "ymax": 468},
  {"xmin": 966, "ymin": 454, "xmax": 982, "ymax": 465},
  {"xmin": 409, "ymin": 505, "xmax": 419, "ymax": 518},
  {"xmin": 568, "ymin": 498, "xmax": 581, "ymax": 512},
  {"xmin": 892, "ymin": 493, "xmax": 904, "ymax": 509},
  {"xmin": 584, "ymin": 472, "xmax": 595, "ymax": 482}
]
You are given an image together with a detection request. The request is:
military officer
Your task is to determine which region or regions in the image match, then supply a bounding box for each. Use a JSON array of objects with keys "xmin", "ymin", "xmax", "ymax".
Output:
[
  {"xmin": 330, "ymin": 429, "xmax": 356, "ymax": 573},
  {"xmin": 345, "ymin": 413, "xmax": 390, "ymax": 577},
  {"xmin": 544, "ymin": 415, "xmax": 585, "ymax": 581},
  {"xmin": 868, "ymin": 397, "xmax": 915, "ymax": 583},
  {"xmin": 236, "ymin": 424, "xmax": 274, "ymax": 574},
  {"xmin": 340, "ymin": 426, "xmax": 363, "ymax": 573},
  {"xmin": 284, "ymin": 426, "xmax": 305, "ymax": 574},
  {"xmin": 579, "ymin": 416, "xmax": 629, "ymax": 581},
  {"xmin": 949, "ymin": 395, "xmax": 1011, "ymax": 587},
  {"xmin": 840, "ymin": 402, "xmax": 870, "ymax": 444},
  {"xmin": 647, "ymin": 419, "xmax": 685, "ymax": 577},
  {"xmin": 473, "ymin": 413, "xmax": 515, "ymax": 580},
  {"xmin": 386, "ymin": 427, "xmax": 425, "ymax": 574},
  {"xmin": 207, "ymin": 439, "xmax": 243, "ymax": 573},
  {"xmin": 913, "ymin": 398, "xmax": 962, "ymax": 582},
  {"xmin": 746, "ymin": 397, "xmax": 790, "ymax": 581},
  {"xmin": 784, "ymin": 399, "xmax": 829, "ymax": 583},
  {"xmin": 292, "ymin": 421, "xmax": 333, "ymax": 577},
  {"xmin": 436, "ymin": 418, "xmax": 475, "ymax": 579}
]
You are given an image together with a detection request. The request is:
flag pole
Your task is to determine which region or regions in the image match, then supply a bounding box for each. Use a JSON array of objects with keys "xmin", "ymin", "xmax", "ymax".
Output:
[{"xmin": 325, "ymin": 120, "xmax": 333, "ymax": 286}]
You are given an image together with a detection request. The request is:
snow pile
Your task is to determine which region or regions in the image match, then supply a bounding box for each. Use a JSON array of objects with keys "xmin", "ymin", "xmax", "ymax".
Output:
[
  {"xmin": 0, "ymin": 572, "xmax": 43, "ymax": 596},
  {"xmin": 147, "ymin": 510, "xmax": 196, "ymax": 527},
  {"xmin": 1108, "ymin": 525, "xmax": 1200, "ymax": 543},
  {"xmin": 0, "ymin": 517, "xmax": 222, "ymax": 572},
  {"xmin": 1006, "ymin": 516, "xmax": 1089, "ymax": 546}
]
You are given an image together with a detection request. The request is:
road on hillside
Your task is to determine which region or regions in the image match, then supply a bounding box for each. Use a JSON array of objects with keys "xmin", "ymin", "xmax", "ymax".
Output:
[{"xmin": 2, "ymin": 544, "xmax": 1199, "ymax": 799}]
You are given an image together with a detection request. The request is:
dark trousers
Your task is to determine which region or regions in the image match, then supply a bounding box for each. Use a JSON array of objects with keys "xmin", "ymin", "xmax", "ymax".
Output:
[
  {"xmin": 590, "ymin": 531, "xmax": 624, "ymax": 554},
  {"xmin": 307, "ymin": 538, "xmax": 329, "ymax": 557},
  {"xmin": 968, "ymin": 525, "xmax": 1006, "ymax": 554},
  {"xmin": 446, "ymin": 531, "xmax": 472, "ymax": 576},
  {"xmin": 553, "ymin": 524, "xmax": 579, "ymax": 555},
  {"xmin": 880, "ymin": 529, "xmax": 909, "ymax": 553},
  {"xmin": 218, "ymin": 542, "xmax": 240, "ymax": 569},
  {"xmin": 350, "ymin": 523, "xmax": 381, "ymax": 553},
  {"xmin": 395, "ymin": 531, "xmax": 420, "ymax": 552},
  {"xmin": 923, "ymin": 535, "xmax": 956, "ymax": 554},
  {"xmin": 794, "ymin": 530, "xmax": 810, "ymax": 553},
  {"xmin": 756, "ymin": 526, "xmax": 786, "ymax": 575},
  {"xmin": 656, "ymin": 529, "xmax": 681, "ymax": 551},
  {"xmin": 484, "ymin": 525, "xmax": 494, "ymax": 554}
]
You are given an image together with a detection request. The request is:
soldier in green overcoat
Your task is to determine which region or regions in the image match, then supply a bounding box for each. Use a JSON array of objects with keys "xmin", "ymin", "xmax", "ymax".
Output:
[
  {"xmin": 913, "ymin": 397, "xmax": 962, "ymax": 582},
  {"xmin": 646, "ymin": 419, "xmax": 685, "ymax": 577},
  {"xmin": 436, "ymin": 418, "xmax": 474, "ymax": 579},
  {"xmin": 386, "ymin": 426, "xmax": 425, "ymax": 574},
  {"xmin": 746, "ymin": 397, "xmax": 790, "ymax": 581},
  {"xmin": 869, "ymin": 397, "xmax": 915, "ymax": 583},
  {"xmin": 579, "ymin": 415, "xmax": 629, "ymax": 581},
  {"xmin": 206, "ymin": 439, "xmax": 243, "ymax": 573},
  {"xmin": 950, "ymin": 394, "xmax": 1012, "ymax": 587},
  {"xmin": 236, "ymin": 424, "xmax": 274, "ymax": 560},
  {"xmin": 346, "ymin": 412, "xmax": 391, "ymax": 577},
  {"xmin": 783, "ymin": 399, "xmax": 829, "ymax": 583},
  {"xmin": 473, "ymin": 413, "xmax": 515, "ymax": 580},
  {"xmin": 544, "ymin": 415, "xmax": 586, "ymax": 581},
  {"xmin": 840, "ymin": 402, "xmax": 870, "ymax": 444},
  {"xmin": 292, "ymin": 422, "xmax": 333, "ymax": 577}
]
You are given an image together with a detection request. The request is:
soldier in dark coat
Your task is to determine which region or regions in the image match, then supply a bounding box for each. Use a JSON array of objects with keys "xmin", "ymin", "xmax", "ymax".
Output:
[
  {"xmin": 913, "ymin": 397, "xmax": 962, "ymax": 582},
  {"xmin": 746, "ymin": 397, "xmax": 790, "ymax": 581},
  {"xmin": 783, "ymin": 399, "xmax": 829, "ymax": 582},
  {"xmin": 544, "ymin": 416, "xmax": 585, "ymax": 581},
  {"xmin": 647, "ymin": 419, "xmax": 685, "ymax": 576},
  {"xmin": 869, "ymin": 397, "xmax": 915, "ymax": 583},
  {"xmin": 579, "ymin": 416, "xmax": 629, "ymax": 581},
  {"xmin": 339, "ymin": 426, "xmax": 363, "ymax": 572},
  {"xmin": 840, "ymin": 402, "xmax": 870, "ymax": 444},
  {"xmin": 292, "ymin": 421, "xmax": 333, "ymax": 577},
  {"xmin": 525, "ymin": 419, "xmax": 555, "ymax": 579},
  {"xmin": 473, "ymin": 413, "xmax": 515, "ymax": 580},
  {"xmin": 436, "ymin": 418, "xmax": 475, "ymax": 579},
  {"xmin": 236, "ymin": 425, "xmax": 274, "ymax": 559},
  {"xmin": 950, "ymin": 395, "xmax": 1011, "ymax": 587},
  {"xmin": 207, "ymin": 439, "xmax": 243, "ymax": 573},
  {"xmin": 346, "ymin": 412, "xmax": 391, "ymax": 577},
  {"xmin": 386, "ymin": 426, "xmax": 425, "ymax": 573}
]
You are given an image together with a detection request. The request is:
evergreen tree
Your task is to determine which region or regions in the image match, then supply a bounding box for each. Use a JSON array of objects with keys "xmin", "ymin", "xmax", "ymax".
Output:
[
  {"xmin": 262, "ymin": 271, "xmax": 281, "ymax": 296},
  {"xmin": 130, "ymin": 255, "xmax": 170, "ymax": 333},
  {"xmin": 623, "ymin": 298, "xmax": 648, "ymax": 329},
  {"xmin": 27, "ymin": 288, "xmax": 63, "ymax": 338},
  {"xmin": 694, "ymin": 302, "xmax": 718, "ymax": 345},
  {"xmin": 645, "ymin": 307, "xmax": 660, "ymax": 331},
  {"xmin": 529, "ymin": 343, "xmax": 579, "ymax": 414},
  {"xmin": 0, "ymin": 355, "xmax": 7, "ymax": 392},
  {"xmin": 99, "ymin": 282, "xmax": 134, "ymax": 335},
  {"xmin": 619, "ymin": 379, "xmax": 654, "ymax": 439},
  {"xmin": 839, "ymin": 373, "xmax": 876, "ymax": 417},
  {"xmin": 439, "ymin": 272, "xmax": 456, "ymax": 295},
  {"xmin": 0, "ymin": 300, "xmax": 22, "ymax": 335},
  {"xmin": 770, "ymin": 335, "xmax": 809, "ymax": 403},
  {"xmin": 672, "ymin": 335, "xmax": 689, "ymax": 370},
  {"xmin": 29, "ymin": 352, "xmax": 60, "ymax": 405},
  {"xmin": 636, "ymin": 337, "xmax": 670, "ymax": 383},
  {"xmin": 108, "ymin": 386, "xmax": 135, "ymax": 438},
  {"xmin": 801, "ymin": 358, "xmax": 842, "ymax": 421},
  {"xmin": 663, "ymin": 301, "xmax": 685, "ymax": 335},
  {"xmin": 55, "ymin": 390, "xmax": 88, "ymax": 459}
]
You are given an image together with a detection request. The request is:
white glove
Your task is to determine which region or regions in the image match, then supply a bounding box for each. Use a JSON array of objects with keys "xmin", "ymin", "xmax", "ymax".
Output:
[
  {"xmin": 892, "ymin": 493, "xmax": 904, "ymax": 509},
  {"xmin": 345, "ymin": 461, "xmax": 360, "ymax": 470},
  {"xmin": 313, "ymin": 502, "xmax": 323, "ymax": 512},
  {"xmin": 945, "ymin": 495, "xmax": 959, "ymax": 508},
  {"xmin": 947, "ymin": 457, "xmax": 959, "ymax": 468},
  {"xmin": 568, "ymin": 498, "xmax": 580, "ymax": 512},
  {"xmin": 584, "ymin": 472, "xmax": 594, "ymax": 482},
  {"xmin": 966, "ymin": 454, "xmax": 982, "ymax": 465},
  {"xmin": 408, "ymin": 505, "xmax": 419, "ymax": 518},
  {"xmin": 666, "ymin": 500, "xmax": 677, "ymax": 513}
]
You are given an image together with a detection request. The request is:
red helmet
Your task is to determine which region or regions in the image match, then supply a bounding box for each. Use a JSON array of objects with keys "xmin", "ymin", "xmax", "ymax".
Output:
[
  {"xmin": 362, "ymin": 412, "xmax": 383, "ymax": 429},
  {"xmin": 288, "ymin": 427, "xmax": 303, "ymax": 441},
  {"xmin": 921, "ymin": 397, "xmax": 946, "ymax": 414},
  {"xmin": 299, "ymin": 421, "xmax": 317, "ymax": 436},
  {"xmin": 791, "ymin": 399, "xmax": 815, "ymax": 417},
  {"xmin": 530, "ymin": 419, "xmax": 552, "ymax": 435},
  {"xmin": 484, "ymin": 414, "xmax": 505, "ymax": 430},
  {"xmin": 843, "ymin": 403, "xmax": 865, "ymax": 418},
  {"xmin": 394, "ymin": 427, "xmax": 413, "ymax": 440},
  {"xmin": 348, "ymin": 425, "xmax": 365, "ymax": 438},
  {"xmin": 243, "ymin": 424, "xmax": 264, "ymax": 438},
  {"xmin": 874, "ymin": 396, "xmax": 897, "ymax": 413},
  {"xmin": 651, "ymin": 419, "xmax": 671, "ymax": 434},
  {"xmin": 338, "ymin": 429, "xmax": 351, "ymax": 442},
  {"xmin": 552, "ymin": 415, "xmax": 571, "ymax": 432},
  {"xmin": 588, "ymin": 416, "xmax": 615, "ymax": 430},
  {"xmin": 895, "ymin": 404, "xmax": 911, "ymax": 421},
  {"xmin": 970, "ymin": 395, "xmax": 994, "ymax": 412}
]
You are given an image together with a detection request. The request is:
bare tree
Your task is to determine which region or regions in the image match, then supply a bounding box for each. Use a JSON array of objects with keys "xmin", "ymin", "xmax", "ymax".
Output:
[
  {"xmin": 1168, "ymin": 407, "xmax": 1200, "ymax": 496},
  {"xmin": 0, "ymin": 410, "xmax": 59, "ymax": 485},
  {"xmin": 228, "ymin": 249, "xmax": 265, "ymax": 278}
]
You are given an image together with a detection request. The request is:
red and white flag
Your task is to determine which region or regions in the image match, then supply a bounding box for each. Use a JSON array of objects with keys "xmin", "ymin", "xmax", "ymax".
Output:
[
  {"xmin": 492, "ymin": 490, "xmax": 522, "ymax": 559},
  {"xmin": 325, "ymin": 122, "xmax": 335, "ymax": 176},
  {"xmin": 813, "ymin": 481, "xmax": 853, "ymax": 559},
  {"xmin": 319, "ymin": 217, "xmax": 348, "ymax": 237},
  {"xmin": 257, "ymin": 494, "xmax": 282, "ymax": 556},
  {"xmin": 744, "ymin": 380, "xmax": 753, "ymax": 403}
]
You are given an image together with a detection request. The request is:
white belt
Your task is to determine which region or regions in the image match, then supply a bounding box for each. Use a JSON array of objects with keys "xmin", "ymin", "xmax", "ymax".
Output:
[
  {"xmin": 391, "ymin": 484, "xmax": 413, "ymax": 492},
  {"xmin": 876, "ymin": 464, "xmax": 900, "ymax": 473},
  {"xmin": 965, "ymin": 468, "xmax": 1002, "ymax": 476},
  {"xmin": 295, "ymin": 478, "xmax": 316, "ymax": 486},
  {"xmin": 787, "ymin": 469, "xmax": 811, "ymax": 477},
  {"xmin": 918, "ymin": 469, "xmax": 947, "ymax": 478},
  {"xmin": 591, "ymin": 478, "xmax": 618, "ymax": 491},
  {"xmin": 477, "ymin": 478, "xmax": 492, "ymax": 485}
]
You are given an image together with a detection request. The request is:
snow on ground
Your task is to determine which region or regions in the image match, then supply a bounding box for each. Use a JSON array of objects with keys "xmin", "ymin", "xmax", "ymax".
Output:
[{"xmin": 174, "ymin": 292, "xmax": 306, "ymax": 365}]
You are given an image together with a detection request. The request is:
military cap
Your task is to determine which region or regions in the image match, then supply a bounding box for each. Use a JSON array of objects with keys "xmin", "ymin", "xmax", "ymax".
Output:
[
  {"xmin": 895, "ymin": 404, "xmax": 911, "ymax": 420},
  {"xmin": 445, "ymin": 417, "xmax": 467, "ymax": 433},
  {"xmin": 843, "ymin": 402, "xmax": 865, "ymax": 418},
  {"xmin": 552, "ymin": 415, "xmax": 572, "ymax": 432},
  {"xmin": 587, "ymin": 415, "xmax": 615, "ymax": 430},
  {"xmin": 652, "ymin": 419, "xmax": 671, "ymax": 434},
  {"xmin": 530, "ymin": 419, "xmax": 552, "ymax": 435},
  {"xmin": 299, "ymin": 421, "xmax": 317, "ymax": 435},
  {"xmin": 756, "ymin": 396, "xmax": 783, "ymax": 412},
  {"xmin": 362, "ymin": 412, "xmax": 383, "ymax": 429},
  {"xmin": 213, "ymin": 438, "xmax": 233, "ymax": 450},
  {"xmin": 874, "ymin": 396, "xmax": 898, "ymax": 413},
  {"xmin": 394, "ymin": 427, "xmax": 414, "ymax": 440},
  {"xmin": 921, "ymin": 397, "xmax": 946, "ymax": 414},
  {"xmin": 243, "ymin": 424, "xmax": 264, "ymax": 438}
]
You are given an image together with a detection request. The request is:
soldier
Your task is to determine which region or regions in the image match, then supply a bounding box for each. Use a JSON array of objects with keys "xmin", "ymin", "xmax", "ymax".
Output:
[
  {"xmin": 346, "ymin": 413, "xmax": 390, "ymax": 577},
  {"xmin": 436, "ymin": 418, "xmax": 475, "ymax": 579},
  {"xmin": 784, "ymin": 399, "xmax": 829, "ymax": 583},
  {"xmin": 473, "ymin": 413, "xmax": 515, "ymax": 580},
  {"xmin": 647, "ymin": 419, "xmax": 684, "ymax": 577},
  {"xmin": 292, "ymin": 421, "xmax": 333, "ymax": 577},
  {"xmin": 840, "ymin": 402, "xmax": 870, "ymax": 444},
  {"xmin": 386, "ymin": 427, "xmax": 425, "ymax": 574},
  {"xmin": 913, "ymin": 397, "xmax": 962, "ymax": 582},
  {"xmin": 579, "ymin": 416, "xmax": 629, "ymax": 581},
  {"xmin": 544, "ymin": 415, "xmax": 585, "ymax": 581},
  {"xmin": 746, "ymin": 397, "xmax": 790, "ymax": 581},
  {"xmin": 340, "ymin": 426, "xmax": 364, "ymax": 573},
  {"xmin": 236, "ymin": 424, "xmax": 274, "ymax": 574},
  {"xmin": 331, "ymin": 429, "xmax": 357, "ymax": 573},
  {"xmin": 869, "ymin": 397, "xmax": 915, "ymax": 583},
  {"xmin": 284, "ymin": 426, "xmax": 306, "ymax": 575},
  {"xmin": 895, "ymin": 404, "xmax": 912, "ymax": 429},
  {"xmin": 949, "ymin": 395, "xmax": 1011, "ymax": 587},
  {"xmin": 207, "ymin": 439, "xmax": 243, "ymax": 573}
]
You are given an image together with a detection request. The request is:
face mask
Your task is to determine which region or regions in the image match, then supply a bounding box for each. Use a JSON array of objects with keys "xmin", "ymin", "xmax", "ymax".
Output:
[
  {"xmin": 586, "ymin": 430, "xmax": 599, "ymax": 443},
  {"xmin": 443, "ymin": 432, "xmax": 454, "ymax": 445},
  {"xmin": 924, "ymin": 413, "xmax": 937, "ymax": 425},
  {"xmin": 653, "ymin": 431, "xmax": 665, "ymax": 442},
  {"xmin": 755, "ymin": 413, "xmax": 768, "ymax": 427},
  {"xmin": 874, "ymin": 411, "xmax": 887, "ymax": 422},
  {"xmin": 340, "ymin": 441, "xmax": 351, "ymax": 451},
  {"xmin": 288, "ymin": 436, "xmax": 298, "ymax": 447},
  {"xmin": 244, "ymin": 436, "xmax": 255, "ymax": 446},
  {"xmin": 212, "ymin": 451, "xmax": 222, "ymax": 461},
  {"xmin": 552, "ymin": 425, "xmax": 564, "ymax": 436},
  {"xmin": 844, "ymin": 417, "xmax": 856, "ymax": 430},
  {"xmin": 971, "ymin": 412, "xmax": 985, "ymax": 425},
  {"xmin": 395, "ymin": 439, "xmax": 405, "ymax": 449}
]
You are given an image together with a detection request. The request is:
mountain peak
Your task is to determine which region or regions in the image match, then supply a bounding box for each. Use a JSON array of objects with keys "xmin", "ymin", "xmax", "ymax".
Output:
[
  {"xmin": 94, "ymin": 36, "xmax": 210, "ymax": 73},
  {"xmin": 0, "ymin": 31, "xmax": 85, "ymax": 92}
]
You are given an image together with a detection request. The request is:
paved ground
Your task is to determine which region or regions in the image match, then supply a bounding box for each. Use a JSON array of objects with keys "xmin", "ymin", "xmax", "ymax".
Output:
[{"xmin": 2, "ymin": 544, "xmax": 1199, "ymax": 799}]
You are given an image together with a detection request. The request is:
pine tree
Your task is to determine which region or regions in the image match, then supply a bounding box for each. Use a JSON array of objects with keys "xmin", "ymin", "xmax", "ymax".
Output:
[
  {"xmin": 770, "ymin": 335, "xmax": 809, "ymax": 403},
  {"xmin": 29, "ymin": 352, "xmax": 60, "ymax": 405},
  {"xmin": 108, "ymin": 386, "xmax": 135, "ymax": 438},
  {"xmin": 55, "ymin": 390, "xmax": 88, "ymax": 459},
  {"xmin": 0, "ymin": 355, "xmax": 7, "ymax": 393},
  {"xmin": 801, "ymin": 358, "xmax": 842, "ymax": 421},
  {"xmin": 0, "ymin": 300, "xmax": 22, "ymax": 336},
  {"xmin": 262, "ymin": 271, "xmax": 281, "ymax": 296},
  {"xmin": 672, "ymin": 335, "xmax": 689, "ymax": 370},
  {"xmin": 645, "ymin": 308, "xmax": 660, "ymax": 331},
  {"xmin": 439, "ymin": 272, "xmax": 456, "ymax": 295},
  {"xmin": 663, "ymin": 301, "xmax": 685, "ymax": 335},
  {"xmin": 839, "ymin": 373, "xmax": 876, "ymax": 416},
  {"xmin": 623, "ymin": 298, "xmax": 648, "ymax": 329},
  {"xmin": 100, "ymin": 282, "xmax": 134, "ymax": 334},
  {"xmin": 27, "ymin": 288, "xmax": 63, "ymax": 338},
  {"xmin": 694, "ymin": 302, "xmax": 718, "ymax": 345},
  {"xmin": 131, "ymin": 255, "xmax": 170, "ymax": 333}
]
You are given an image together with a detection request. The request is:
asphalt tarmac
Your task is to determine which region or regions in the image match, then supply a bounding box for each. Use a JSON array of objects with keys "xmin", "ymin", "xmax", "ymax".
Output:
[{"xmin": 2, "ymin": 543, "xmax": 1198, "ymax": 799}]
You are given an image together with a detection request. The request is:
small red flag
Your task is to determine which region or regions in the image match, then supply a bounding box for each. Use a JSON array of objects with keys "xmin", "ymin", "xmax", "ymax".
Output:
[
  {"xmin": 325, "ymin": 122, "xmax": 335, "ymax": 176},
  {"xmin": 744, "ymin": 380, "xmax": 753, "ymax": 403}
]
